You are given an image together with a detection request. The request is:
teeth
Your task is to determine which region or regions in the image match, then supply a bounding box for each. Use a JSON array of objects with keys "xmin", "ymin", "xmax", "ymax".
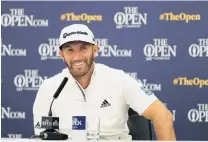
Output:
[{"xmin": 73, "ymin": 61, "xmax": 85, "ymax": 66}]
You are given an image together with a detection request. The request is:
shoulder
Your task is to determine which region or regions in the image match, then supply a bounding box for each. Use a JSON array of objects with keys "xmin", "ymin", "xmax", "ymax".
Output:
[
  {"xmin": 96, "ymin": 63, "xmax": 143, "ymax": 88},
  {"xmin": 38, "ymin": 69, "xmax": 67, "ymax": 92},
  {"xmin": 95, "ymin": 63, "xmax": 126, "ymax": 77},
  {"xmin": 95, "ymin": 63, "xmax": 133, "ymax": 88}
]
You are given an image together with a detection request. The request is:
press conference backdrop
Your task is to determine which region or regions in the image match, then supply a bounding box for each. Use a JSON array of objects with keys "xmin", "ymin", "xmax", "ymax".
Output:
[{"xmin": 1, "ymin": 1, "xmax": 208, "ymax": 140}]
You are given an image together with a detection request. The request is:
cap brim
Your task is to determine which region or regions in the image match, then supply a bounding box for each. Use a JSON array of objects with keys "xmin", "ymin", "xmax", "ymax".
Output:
[
  {"xmin": 59, "ymin": 35, "xmax": 95, "ymax": 49},
  {"xmin": 60, "ymin": 40, "xmax": 95, "ymax": 49}
]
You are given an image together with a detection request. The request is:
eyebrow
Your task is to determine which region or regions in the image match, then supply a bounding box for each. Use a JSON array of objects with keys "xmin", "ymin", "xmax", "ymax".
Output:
[{"xmin": 61, "ymin": 43, "xmax": 72, "ymax": 50}]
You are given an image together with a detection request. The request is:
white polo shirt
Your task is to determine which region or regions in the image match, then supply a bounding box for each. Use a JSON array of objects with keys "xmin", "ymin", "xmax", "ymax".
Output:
[{"xmin": 33, "ymin": 63, "xmax": 158, "ymax": 140}]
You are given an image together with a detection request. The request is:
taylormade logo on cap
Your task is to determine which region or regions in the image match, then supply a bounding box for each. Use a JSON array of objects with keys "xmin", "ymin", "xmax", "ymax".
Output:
[
  {"xmin": 63, "ymin": 31, "xmax": 88, "ymax": 38},
  {"xmin": 59, "ymin": 24, "xmax": 95, "ymax": 48}
]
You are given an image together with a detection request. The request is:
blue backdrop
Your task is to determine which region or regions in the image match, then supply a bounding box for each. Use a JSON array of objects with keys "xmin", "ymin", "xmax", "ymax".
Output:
[{"xmin": 1, "ymin": 1, "xmax": 208, "ymax": 140}]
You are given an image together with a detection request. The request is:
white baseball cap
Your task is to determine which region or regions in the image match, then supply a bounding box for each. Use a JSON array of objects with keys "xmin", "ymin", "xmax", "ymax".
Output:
[{"xmin": 59, "ymin": 24, "xmax": 95, "ymax": 49}]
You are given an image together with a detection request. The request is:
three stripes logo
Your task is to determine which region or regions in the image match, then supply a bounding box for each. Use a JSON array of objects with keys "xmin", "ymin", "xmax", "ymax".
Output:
[{"xmin": 100, "ymin": 99, "xmax": 111, "ymax": 108}]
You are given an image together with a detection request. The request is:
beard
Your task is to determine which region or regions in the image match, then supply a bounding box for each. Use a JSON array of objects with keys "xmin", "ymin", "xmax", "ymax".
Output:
[{"xmin": 64, "ymin": 53, "xmax": 94, "ymax": 78}]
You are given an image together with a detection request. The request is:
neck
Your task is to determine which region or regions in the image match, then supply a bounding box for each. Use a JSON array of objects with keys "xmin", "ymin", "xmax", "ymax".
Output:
[{"xmin": 73, "ymin": 63, "xmax": 94, "ymax": 89}]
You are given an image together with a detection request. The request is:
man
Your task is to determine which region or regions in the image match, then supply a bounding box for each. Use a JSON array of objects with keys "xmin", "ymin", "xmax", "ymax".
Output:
[{"xmin": 33, "ymin": 24, "xmax": 176, "ymax": 140}]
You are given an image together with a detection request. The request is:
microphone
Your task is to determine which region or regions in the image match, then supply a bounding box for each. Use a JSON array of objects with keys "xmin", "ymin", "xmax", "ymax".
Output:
[
  {"xmin": 48, "ymin": 77, "xmax": 68, "ymax": 116},
  {"xmin": 39, "ymin": 77, "xmax": 69, "ymax": 140}
]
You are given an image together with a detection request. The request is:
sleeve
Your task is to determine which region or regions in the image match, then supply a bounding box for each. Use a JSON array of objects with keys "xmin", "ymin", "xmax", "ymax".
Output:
[
  {"xmin": 122, "ymin": 72, "xmax": 158, "ymax": 115},
  {"xmin": 33, "ymin": 80, "xmax": 52, "ymax": 135}
]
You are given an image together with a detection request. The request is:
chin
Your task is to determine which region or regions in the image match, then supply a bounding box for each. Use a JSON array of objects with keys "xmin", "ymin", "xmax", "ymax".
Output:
[
  {"xmin": 72, "ymin": 71, "xmax": 87, "ymax": 77},
  {"xmin": 70, "ymin": 67, "xmax": 90, "ymax": 77}
]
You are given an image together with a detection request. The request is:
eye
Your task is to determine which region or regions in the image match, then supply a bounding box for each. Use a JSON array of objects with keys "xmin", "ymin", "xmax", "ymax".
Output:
[
  {"xmin": 81, "ymin": 46, "xmax": 87, "ymax": 50},
  {"xmin": 67, "ymin": 48, "xmax": 73, "ymax": 52},
  {"xmin": 65, "ymin": 48, "xmax": 73, "ymax": 53}
]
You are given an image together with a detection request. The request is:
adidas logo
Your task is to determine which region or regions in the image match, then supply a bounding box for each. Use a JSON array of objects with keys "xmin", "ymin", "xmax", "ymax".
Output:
[
  {"xmin": 100, "ymin": 99, "xmax": 111, "ymax": 108},
  {"xmin": 35, "ymin": 122, "xmax": 41, "ymax": 129}
]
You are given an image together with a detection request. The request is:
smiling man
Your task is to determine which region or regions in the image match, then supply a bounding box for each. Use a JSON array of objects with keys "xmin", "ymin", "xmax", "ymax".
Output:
[
  {"xmin": 33, "ymin": 24, "xmax": 176, "ymax": 140},
  {"xmin": 59, "ymin": 40, "xmax": 96, "ymax": 88}
]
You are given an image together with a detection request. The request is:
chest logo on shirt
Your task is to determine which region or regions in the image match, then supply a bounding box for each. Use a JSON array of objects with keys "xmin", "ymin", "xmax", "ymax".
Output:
[
  {"xmin": 140, "ymin": 86, "xmax": 153, "ymax": 96},
  {"xmin": 100, "ymin": 99, "xmax": 111, "ymax": 108}
]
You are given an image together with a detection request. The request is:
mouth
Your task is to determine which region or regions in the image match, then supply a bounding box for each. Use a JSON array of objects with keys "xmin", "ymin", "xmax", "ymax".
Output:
[{"xmin": 72, "ymin": 61, "xmax": 86, "ymax": 66}]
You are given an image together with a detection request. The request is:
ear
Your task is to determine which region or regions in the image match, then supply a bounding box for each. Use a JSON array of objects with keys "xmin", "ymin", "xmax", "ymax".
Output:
[
  {"xmin": 59, "ymin": 50, "xmax": 65, "ymax": 62},
  {"xmin": 93, "ymin": 44, "xmax": 99, "ymax": 57}
]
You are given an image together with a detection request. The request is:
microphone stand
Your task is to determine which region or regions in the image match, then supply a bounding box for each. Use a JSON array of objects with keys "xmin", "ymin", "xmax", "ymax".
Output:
[
  {"xmin": 30, "ymin": 77, "xmax": 69, "ymax": 140},
  {"xmin": 39, "ymin": 96, "xmax": 68, "ymax": 140}
]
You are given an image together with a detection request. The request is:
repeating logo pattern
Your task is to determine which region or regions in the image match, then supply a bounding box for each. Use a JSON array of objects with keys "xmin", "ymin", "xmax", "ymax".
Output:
[{"xmin": 1, "ymin": 2, "xmax": 207, "ymax": 140}]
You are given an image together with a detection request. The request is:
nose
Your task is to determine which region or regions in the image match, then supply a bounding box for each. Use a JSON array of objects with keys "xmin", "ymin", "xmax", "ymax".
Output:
[{"xmin": 71, "ymin": 51, "xmax": 84, "ymax": 61}]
